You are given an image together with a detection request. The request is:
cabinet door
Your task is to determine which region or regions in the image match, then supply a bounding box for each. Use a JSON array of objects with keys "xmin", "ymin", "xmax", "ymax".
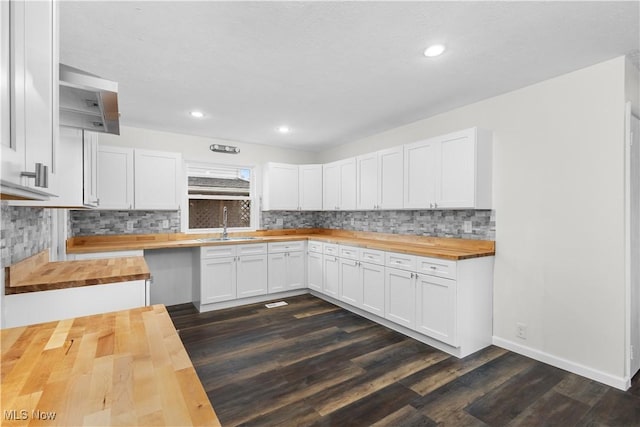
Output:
[
  {"xmin": 323, "ymin": 255, "xmax": 340, "ymax": 297},
  {"xmin": 403, "ymin": 139, "xmax": 437, "ymax": 209},
  {"xmin": 134, "ymin": 149, "xmax": 182, "ymax": 210},
  {"xmin": 97, "ymin": 145, "xmax": 134, "ymax": 209},
  {"xmin": 356, "ymin": 153, "xmax": 378, "ymax": 210},
  {"xmin": 323, "ymin": 162, "xmax": 340, "ymax": 210},
  {"xmin": 436, "ymin": 129, "xmax": 475, "ymax": 208},
  {"xmin": 263, "ymin": 163, "xmax": 299, "ymax": 210},
  {"xmin": 237, "ymin": 254, "xmax": 268, "ymax": 298},
  {"xmin": 201, "ymin": 257, "xmax": 236, "ymax": 304},
  {"xmin": 2, "ymin": 0, "xmax": 56, "ymax": 191},
  {"xmin": 286, "ymin": 251, "xmax": 306, "ymax": 290},
  {"xmin": 339, "ymin": 258, "xmax": 361, "ymax": 307},
  {"xmin": 415, "ymin": 274, "xmax": 458, "ymax": 346},
  {"xmin": 268, "ymin": 252, "xmax": 287, "ymax": 293},
  {"xmin": 378, "ymin": 146, "xmax": 403, "ymax": 209},
  {"xmin": 361, "ymin": 262, "xmax": 385, "ymax": 317},
  {"xmin": 339, "ymin": 158, "xmax": 357, "ymax": 210},
  {"xmin": 299, "ymin": 164, "xmax": 322, "ymax": 210},
  {"xmin": 83, "ymin": 131, "xmax": 99, "ymax": 207},
  {"xmin": 307, "ymin": 251, "xmax": 323, "ymax": 292},
  {"xmin": 385, "ymin": 267, "xmax": 415, "ymax": 329},
  {"xmin": 200, "ymin": 257, "xmax": 236, "ymax": 304}
]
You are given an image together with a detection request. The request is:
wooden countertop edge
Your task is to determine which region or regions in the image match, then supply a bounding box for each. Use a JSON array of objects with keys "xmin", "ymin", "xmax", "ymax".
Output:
[
  {"xmin": 5, "ymin": 272, "xmax": 151, "ymax": 295},
  {"xmin": 5, "ymin": 253, "xmax": 151, "ymax": 295},
  {"xmin": 67, "ymin": 233, "xmax": 495, "ymax": 260}
]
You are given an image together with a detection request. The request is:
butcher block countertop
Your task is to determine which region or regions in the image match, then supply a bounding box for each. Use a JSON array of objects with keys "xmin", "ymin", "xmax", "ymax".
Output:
[
  {"xmin": 5, "ymin": 250, "xmax": 150, "ymax": 295},
  {"xmin": 67, "ymin": 228, "xmax": 495, "ymax": 261},
  {"xmin": 0, "ymin": 304, "xmax": 220, "ymax": 426}
]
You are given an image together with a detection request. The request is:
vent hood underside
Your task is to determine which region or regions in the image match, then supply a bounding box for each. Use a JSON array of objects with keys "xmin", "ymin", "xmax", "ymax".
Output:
[{"xmin": 59, "ymin": 64, "xmax": 120, "ymax": 135}]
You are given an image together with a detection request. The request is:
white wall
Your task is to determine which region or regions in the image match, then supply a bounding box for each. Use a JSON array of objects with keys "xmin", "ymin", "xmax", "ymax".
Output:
[
  {"xmin": 319, "ymin": 57, "xmax": 628, "ymax": 384},
  {"xmin": 99, "ymin": 125, "xmax": 317, "ymax": 167}
]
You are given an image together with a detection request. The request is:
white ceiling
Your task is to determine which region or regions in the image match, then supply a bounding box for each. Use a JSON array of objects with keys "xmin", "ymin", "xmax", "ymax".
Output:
[{"xmin": 60, "ymin": 1, "xmax": 639, "ymax": 152}]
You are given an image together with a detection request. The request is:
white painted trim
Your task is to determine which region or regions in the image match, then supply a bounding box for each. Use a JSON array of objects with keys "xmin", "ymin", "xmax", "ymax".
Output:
[
  {"xmin": 626, "ymin": 102, "xmax": 633, "ymax": 380},
  {"xmin": 195, "ymin": 289, "xmax": 308, "ymax": 313},
  {"xmin": 492, "ymin": 336, "xmax": 630, "ymax": 391}
]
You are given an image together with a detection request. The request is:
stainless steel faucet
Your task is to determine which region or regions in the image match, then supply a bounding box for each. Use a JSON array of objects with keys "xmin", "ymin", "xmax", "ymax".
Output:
[{"xmin": 222, "ymin": 206, "xmax": 228, "ymax": 240}]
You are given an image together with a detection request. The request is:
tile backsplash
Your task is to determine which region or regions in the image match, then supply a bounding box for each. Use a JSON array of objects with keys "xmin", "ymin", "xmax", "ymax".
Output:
[
  {"xmin": 261, "ymin": 209, "xmax": 495, "ymax": 240},
  {"xmin": 1, "ymin": 202, "xmax": 51, "ymax": 266},
  {"xmin": 68, "ymin": 208, "xmax": 494, "ymax": 240},
  {"xmin": 69, "ymin": 210, "xmax": 180, "ymax": 236}
]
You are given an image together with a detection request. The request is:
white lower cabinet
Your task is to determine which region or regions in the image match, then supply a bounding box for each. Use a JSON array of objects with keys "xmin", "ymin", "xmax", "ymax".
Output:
[
  {"xmin": 360, "ymin": 261, "xmax": 385, "ymax": 316},
  {"xmin": 339, "ymin": 258, "xmax": 361, "ymax": 306},
  {"xmin": 384, "ymin": 267, "xmax": 416, "ymax": 329},
  {"xmin": 201, "ymin": 256, "xmax": 237, "ymax": 304},
  {"xmin": 307, "ymin": 250, "xmax": 323, "ymax": 292},
  {"xmin": 268, "ymin": 241, "xmax": 306, "ymax": 293},
  {"xmin": 236, "ymin": 254, "xmax": 268, "ymax": 298},
  {"xmin": 4, "ymin": 280, "xmax": 147, "ymax": 328},
  {"xmin": 197, "ymin": 243, "xmax": 268, "ymax": 306},
  {"xmin": 415, "ymin": 274, "xmax": 457, "ymax": 346},
  {"xmin": 323, "ymin": 255, "xmax": 340, "ymax": 298}
]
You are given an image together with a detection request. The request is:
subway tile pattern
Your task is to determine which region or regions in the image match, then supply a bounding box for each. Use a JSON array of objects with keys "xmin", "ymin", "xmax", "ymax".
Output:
[
  {"xmin": 69, "ymin": 210, "xmax": 180, "ymax": 236},
  {"xmin": 261, "ymin": 209, "xmax": 495, "ymax": 240},
  {"xmin": 1, "ymin": 203, "xmax": 51, "ymax": 267}
]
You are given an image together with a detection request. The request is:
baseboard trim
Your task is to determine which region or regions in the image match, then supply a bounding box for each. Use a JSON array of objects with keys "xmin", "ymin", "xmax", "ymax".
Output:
[
  {"xmin": 196, "ymin": 289, "xmax": 309, "ymax": 313},
  {"xmin": 492, "ymin": 336, "xmax": 630, "ymax": 391}
]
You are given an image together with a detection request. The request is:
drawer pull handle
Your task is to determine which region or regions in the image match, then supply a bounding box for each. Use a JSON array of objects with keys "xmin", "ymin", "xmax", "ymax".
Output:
[{"xmin": 430, "ymin": 266, "xmax": 437, "ymax": 270}]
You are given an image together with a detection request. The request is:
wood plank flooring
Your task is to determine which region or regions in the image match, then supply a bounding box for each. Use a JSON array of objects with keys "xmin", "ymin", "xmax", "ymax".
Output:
[{"xmin": 168, "ymin": 294, "xmax": 640, "ymax": 426}]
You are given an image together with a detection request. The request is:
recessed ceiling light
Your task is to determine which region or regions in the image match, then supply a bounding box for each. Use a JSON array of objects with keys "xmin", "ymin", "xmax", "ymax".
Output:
[
  {"xmin": 190, "ymin": 111, "xmax": 204, "ymax": 118},
  {"xmin": 424, "ymin": 44, "xmax": 446, "ymax": 57},
  {"xmin": 277, "ymin": 126, "xmax": 290, "ymax": 134}
]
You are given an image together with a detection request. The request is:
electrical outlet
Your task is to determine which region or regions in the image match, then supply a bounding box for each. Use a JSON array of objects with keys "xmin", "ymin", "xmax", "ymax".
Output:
[
  {"xmin": 162, "ymin": 219, "xmax": 169, "ymax": 228},
  {"xmin": 350, "ymin": 218, "xmax": 355, "ymax": 226},
  {"xmin": 276, "ymin": 218, "xmax": 283, "ymax": 226},
  {"xmin": 516, "ymin": 322, "xmax": 527, "ymax": 340},
  {"xmin": 463, "ymin": 221, "xmax": 472, "ymax": 233}
]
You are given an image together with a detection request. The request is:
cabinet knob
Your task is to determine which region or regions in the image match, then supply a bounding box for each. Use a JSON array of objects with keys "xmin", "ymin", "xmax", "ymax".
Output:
[{"xmin": 21, "ymin": 163, "xmax": 48, "ymax": 188}]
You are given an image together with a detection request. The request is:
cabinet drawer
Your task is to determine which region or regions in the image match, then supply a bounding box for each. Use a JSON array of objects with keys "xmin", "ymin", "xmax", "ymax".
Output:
[
  {"xmin": 237, "ymin": 243, "xmax": 268, "ymax": 256},
  {"xmin": 339, "ymin": 245, "xmax": 360, "ymax": 260},
  {"xmin": 385, "ymin": 252, "xmax": 416, "ymax": 271},
  {"xmin": 201, "ymin": 245, "xmax": 236, "ymax": 259},
  {"xmin": 324, "ymin": 243, "xmax": 339, "ymax": 256},
  {"xmin": 416, "ymin": 256, "xmax": 457, "ymax": 280},
  {"xmin": 308, "ymin": 240, "xmax": 324, "ymax": 253},
  {"xmin": 360, "ymin": 248, "xmax": 385, "ymax": 265},
  {"xmin": 268, "ymin": 240, "xmax": 305, "ymax": 253}
]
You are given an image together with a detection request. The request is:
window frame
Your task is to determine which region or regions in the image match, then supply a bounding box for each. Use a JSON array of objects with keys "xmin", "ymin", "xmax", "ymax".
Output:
[{"xmin": 182, "ymin": 161, "xmax": 258, "ymax": 233}]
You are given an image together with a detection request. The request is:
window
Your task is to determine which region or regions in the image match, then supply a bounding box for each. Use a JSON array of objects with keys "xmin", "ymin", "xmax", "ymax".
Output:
[{"xmin": 186, "ymin": 163, "xmax": 255, "ymax": 231}]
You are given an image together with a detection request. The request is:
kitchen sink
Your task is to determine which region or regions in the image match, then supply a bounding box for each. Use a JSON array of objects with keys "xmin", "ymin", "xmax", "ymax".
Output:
[{"xmin": 197, "ymin": 237, "xmax": 260, "ymax": 242}]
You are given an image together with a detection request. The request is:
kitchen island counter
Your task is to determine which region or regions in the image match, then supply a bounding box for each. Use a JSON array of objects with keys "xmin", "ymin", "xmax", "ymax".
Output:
[{"xmin": 0, "ymin": 304, "xmax": 220, "ymax": 426}]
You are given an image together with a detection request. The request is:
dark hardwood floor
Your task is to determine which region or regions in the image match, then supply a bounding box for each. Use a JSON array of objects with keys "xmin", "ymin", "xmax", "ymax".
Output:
[{"xmin": 168, "ymin": 294, "xmax": 640, "ymax": 426}]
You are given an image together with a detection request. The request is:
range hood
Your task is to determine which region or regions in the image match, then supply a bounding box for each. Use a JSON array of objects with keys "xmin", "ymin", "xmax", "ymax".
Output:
[{"xmin": 59, "ymin": 64, "xmax": 120, "ymax": 135}]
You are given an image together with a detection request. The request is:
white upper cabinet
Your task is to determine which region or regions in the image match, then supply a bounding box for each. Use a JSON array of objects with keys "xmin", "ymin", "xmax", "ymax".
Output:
[
  {"xmin": 262, "ymin": 163, "xmax": 322, "ymax": 211},
  {"xmin": 356, "ymin": 152, "xmax": 377, "ymax": 210},
  {"xmin": 1, "ymin": 0, "xmax": 58, "ymax": 200},
  {"xmin": 134, "ymin": 149, "xmax": 182, "ymax": 210},
  {"xmin": 404, "ymin": 127, "xmax": 492, "ymax": 209},
  {"xmin": 358, "ymin": 147, "xmax": 403, "ymax": 210},
  {"xmin": 262, "ymin": 162, "xmax": 299, "ymax": 210},
  {"xmin": 97, "ymin": 145, "xmax": 134, "ymax": 210},
  {"xmin": 97, "ymin": 145, "xmax": 181, "ymax": 210},
  {"xmin": 436, "ymin": 128, "xmax": 492, "ymax": 209},
  {"xmin": 324, "ymin": 157, "xmax": 356, "ymax": 210},
  {"xmin": 404, "ymin": 137, "xmax": 438, "ymax": 209},
  {"xmin": 298, "ymin": 164, "xmax": 323, "ymax": 210}
]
